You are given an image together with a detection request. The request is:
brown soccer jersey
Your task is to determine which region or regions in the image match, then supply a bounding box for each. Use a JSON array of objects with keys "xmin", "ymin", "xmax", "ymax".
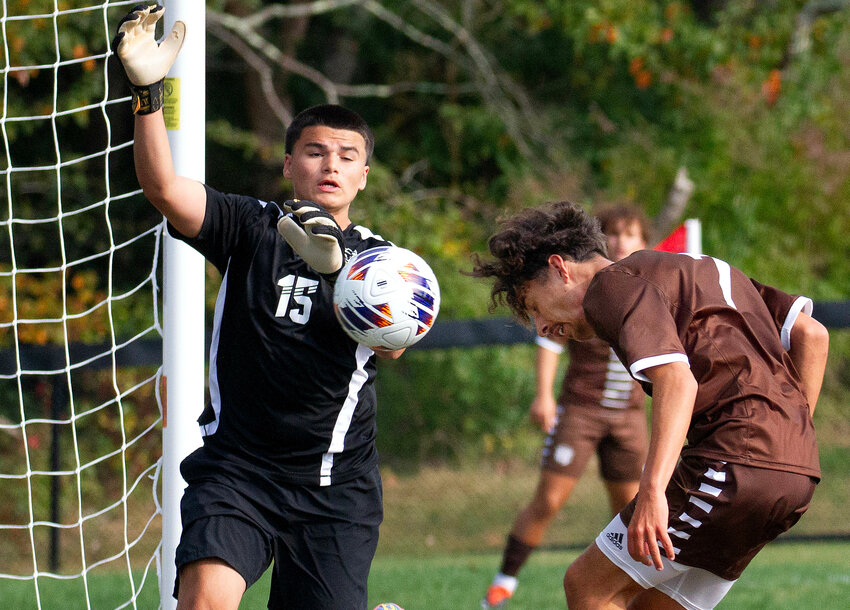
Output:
[
  {"xmin": 559, "ymin": 337, "xmax": 645, "ymax": 410},
  {"xmin": 583, "ymin": 250, "xmax": 819, "ymax": 480}
]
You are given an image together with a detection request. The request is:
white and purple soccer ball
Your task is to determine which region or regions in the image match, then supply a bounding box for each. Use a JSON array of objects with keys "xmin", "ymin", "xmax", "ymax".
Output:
[{"xmin": 333, "ymin": 246, "xmax": 440, "ymax": 350}]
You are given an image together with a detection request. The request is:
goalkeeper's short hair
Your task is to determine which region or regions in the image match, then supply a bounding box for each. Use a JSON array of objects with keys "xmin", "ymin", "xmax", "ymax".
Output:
[{"xmin": 285, "ymin": 104, "xmax": 375, "ymax": 163}]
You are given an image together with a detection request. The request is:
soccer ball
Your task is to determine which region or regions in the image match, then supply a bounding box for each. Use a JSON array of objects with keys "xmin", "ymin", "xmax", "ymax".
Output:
[
  {"xmin": 333, "ymin": 246, "xmax": 440, "ymax": 350},
  {"xmin": 373, "ymin": 604, "xmax": 405, "ymax": 610}
]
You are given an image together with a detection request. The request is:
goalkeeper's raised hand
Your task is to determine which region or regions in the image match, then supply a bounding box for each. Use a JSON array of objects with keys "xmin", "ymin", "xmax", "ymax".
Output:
[
  {"xmin": 112, "ymin": 4, "xmax": 186, "ymax": 115},
  {"xmin": 277, "ymin": 200, "xmax": 346, "ymax": 276}
]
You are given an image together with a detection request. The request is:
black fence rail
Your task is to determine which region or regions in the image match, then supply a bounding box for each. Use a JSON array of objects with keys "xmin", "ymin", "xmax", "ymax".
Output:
[
  {"xmin": 2, "ymin": 301, "xmax": 848, "ymax": 374},
  {"xmin": 416, "ymin": 300, "xmax": 850, "ymax": 349}
]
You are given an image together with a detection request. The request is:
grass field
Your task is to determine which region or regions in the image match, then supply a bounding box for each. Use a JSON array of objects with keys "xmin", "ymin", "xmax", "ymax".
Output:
[
  {"xmin": 260, "ymin": 539, "xmax": 850, "ymax": 608},
  {"xmin": 375, "ymin": 539, "xmax": 850, "ymax": 609},
  {"xmin": 2, "ymin": 456, "xmax": 849, "ymax": 608},
  {"xmin": 375, "ymin": 454, "xmax": 850, "ymax": 557},
  {"xmin": 3, "ymin": 539, "xmax": 845, "ymax": 608}
]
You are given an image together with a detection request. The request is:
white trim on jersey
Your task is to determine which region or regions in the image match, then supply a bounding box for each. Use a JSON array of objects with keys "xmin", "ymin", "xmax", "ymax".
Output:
[
  {"xmin": 608, "ymin": 349, "xmax": 626, "ymax": 367},
  {"xmin": 320, "ymin": 343, "xmax": 374, "ymax": 486},
  {"xmin": 600, "ymin": 394, "xmax": 631, "ymax": 407},
  {"xmin": 536, "ymin": 335, "xmax": 565, "ymax": 354},
  {"xmin": 630, "ymin": 353, "xmax": 690, "ymax": 383},
  {"xmin": 606, "ymin": 368, "xmax": 633, "ymax": 382},
  {"xmin": 604, "ymin": 381, "xmax": 635, "ymax": 393},
  {"xmin": 711, "ymin": 258, "xmax": 736, "ymax": 309},
  {"xmin": 601, "ymin": 349, "xmax": 634, "ymax": 408},
  {"xmin": 202, "ymin": 264, "xmax": 231, "ymax": 437},
  {"xmin": 352, "ymin": 224, "xmax": 389, "ymax": 244},
  {"xmin": 781, "ymin": 296, "xmax": 813, "ymax": 351}
]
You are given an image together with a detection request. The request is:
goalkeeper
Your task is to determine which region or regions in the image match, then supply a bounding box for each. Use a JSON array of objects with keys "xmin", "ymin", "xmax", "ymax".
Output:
[{"xmin": 114, "ymin": 5, "xmax": 404, "ymax": 608}]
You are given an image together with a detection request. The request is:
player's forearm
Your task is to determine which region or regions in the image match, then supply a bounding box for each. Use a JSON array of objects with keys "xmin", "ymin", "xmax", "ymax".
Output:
[
  {"xmin": 133, "ymin": 111, "xmax": 205, "ymax": 237},
  {"xmin": 641, "ymin": 362, "xmax": 697, "ymax": 494},
  {"xmin": 535, "ymin": 343, "xmax": 561, "ymax": 397},
  {"xmin": 788, "ymin": 312, "xmax": 829, "ymax": 415},
  {"xmin": 134, "ymin": 110, "xmax": 174, "ymax": 202}
]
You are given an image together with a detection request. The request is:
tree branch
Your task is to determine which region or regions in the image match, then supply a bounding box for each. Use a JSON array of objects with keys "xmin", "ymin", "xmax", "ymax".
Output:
[
  {"xmin": 242, "ymin": 0, "xmax": 367, "ymax": 29},
  {"xmin": 652, "ymin": 166, "xmax": 696, "ymax": 243},
  {"xmin": 207, "ymin": 9, "xmax": 342, "ymax": 104},
  {"xmin": 407, "ymin": 0, "xmax": 547, "ymax": 159},
  {"xmin": 208, "ymin": 5, "xmax": 480, "ymax": 121},
  {"xmin": 206, "ymin": 1, "xmax": 553, "ymax": 168},
  {"xmin": 790, "ymin": 0, "xmax": 849, "ymax": 56},
  {"xmin": 207, "ymin": 20, "xmax": 292, "ymax": 127}
]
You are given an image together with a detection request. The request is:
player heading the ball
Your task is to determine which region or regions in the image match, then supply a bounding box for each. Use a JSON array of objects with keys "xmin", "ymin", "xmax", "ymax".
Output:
[{"xmin": 471, "ymin": 200, "xmax": 828, "ymax": 610}]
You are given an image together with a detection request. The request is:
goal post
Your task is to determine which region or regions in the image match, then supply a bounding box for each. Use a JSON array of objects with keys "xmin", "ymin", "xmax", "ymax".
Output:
[
  {"xmin": 160, "ymin": 1, "xmax": 206, "ymax": 608},
  {"xmin": 0, "ymin": 1, "xmax": 205, "ymax": 607}
]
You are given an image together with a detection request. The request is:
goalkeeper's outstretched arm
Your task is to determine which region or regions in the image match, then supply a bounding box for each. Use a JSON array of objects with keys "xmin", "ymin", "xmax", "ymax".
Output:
[
  {"xmin": 114, "ymin": 4, "xmax": 205, "ymax": 237},
  {"xmin": 134, "ymin": 112, "xmax": 206, "ymax": 238}
]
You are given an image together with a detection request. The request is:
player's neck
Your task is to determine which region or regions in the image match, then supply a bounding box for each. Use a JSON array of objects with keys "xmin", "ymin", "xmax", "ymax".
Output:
[
  {"xmin": 575, "ymin": 255, "xmax": 612, "ymax": 283},
  {"xmin": 333, "ymin": 213, "xmax": 351, "ymax": 230}
]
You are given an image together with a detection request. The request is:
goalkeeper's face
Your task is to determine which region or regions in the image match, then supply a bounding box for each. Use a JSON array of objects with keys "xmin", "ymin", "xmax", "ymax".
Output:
[{"xmin": 283, "ymin": 125, "xmax": 370, "ymax": 225}]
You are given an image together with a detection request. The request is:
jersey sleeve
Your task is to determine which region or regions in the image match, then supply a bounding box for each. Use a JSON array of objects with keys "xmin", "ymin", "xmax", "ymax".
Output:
[
  {"xmin": 749, "ymin": 279, "xmax": 813, "ymax": 350},
  {"xmin": 584, "ymin": 269, "xmax": 688, "ymax": 383},
  {"xmin": 167, "ymin": 184, "xmax": 271, "ymax": 273},
  {"xmin": 347, "ymin": 225, "xmax": 393, "ymax": 253},
  {"xmin": 536, "ymin": 335, "xmax": 565, "ymax": 354}
]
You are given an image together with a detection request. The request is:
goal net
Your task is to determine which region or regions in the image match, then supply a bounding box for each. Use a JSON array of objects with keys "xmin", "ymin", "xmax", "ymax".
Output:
[{"xmin": 0, "ymin": 2, "xmax": 204, "ymax": 608}]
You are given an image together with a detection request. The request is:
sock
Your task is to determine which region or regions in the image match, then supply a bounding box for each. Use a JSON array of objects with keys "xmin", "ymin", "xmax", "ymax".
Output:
[
  {"xmin": 498, "ymin": 535, "xmax": 536, "ymax": 578},
  {"xmin": 492, "ymin": 573, "xmax": 518, "ymax": 594}
]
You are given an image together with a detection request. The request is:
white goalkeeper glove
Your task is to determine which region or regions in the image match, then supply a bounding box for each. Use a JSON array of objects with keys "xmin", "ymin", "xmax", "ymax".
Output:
[
  {"xmin": 112, "ymin": 4, "xmax": 186, "ymax": 115},
  {"xmin": 276, "ymin": 200, "xmax": 346, "ymax": 276}
]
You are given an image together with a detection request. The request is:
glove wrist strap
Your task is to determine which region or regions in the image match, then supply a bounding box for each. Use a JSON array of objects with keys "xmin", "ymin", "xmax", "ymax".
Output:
[{"xmin": 130, "ymin": 80, "xmax": 164, "ymax": 115}]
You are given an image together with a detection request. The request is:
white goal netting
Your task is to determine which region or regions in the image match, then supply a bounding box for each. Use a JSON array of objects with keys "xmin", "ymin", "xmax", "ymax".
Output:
[{"xmin": 1, "ymin": 1, "xmax": 166, "ymax": 607}]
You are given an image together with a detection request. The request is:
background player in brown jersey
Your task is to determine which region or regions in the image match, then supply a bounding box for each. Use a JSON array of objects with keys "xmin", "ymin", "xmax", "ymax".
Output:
[
  {"xmin": 471, "ymin": 201, "xmax": 829, "ymax": 609},
  {"xmin": 482, "ymin": 206, "xmax": 651, "ymax": 609}
]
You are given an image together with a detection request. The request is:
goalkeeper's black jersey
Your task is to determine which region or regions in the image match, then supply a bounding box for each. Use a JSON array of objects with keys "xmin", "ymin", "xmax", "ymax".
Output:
[{"xmin": 169, "ymin": 185, "xmax": 391, "ymax": 487}]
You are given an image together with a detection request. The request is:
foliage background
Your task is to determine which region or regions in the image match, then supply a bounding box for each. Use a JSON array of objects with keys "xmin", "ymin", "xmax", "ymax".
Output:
[
  {"xmin": 1, "ymin": 0, "xmax": 849, "ymax": 574},
  {"xmin": 198, "ymin": 0, "xmax": 850, "ymax": 550},
  {"xmin": 195, "ymin": 0, "xmax": 850, "ymax": 462}
]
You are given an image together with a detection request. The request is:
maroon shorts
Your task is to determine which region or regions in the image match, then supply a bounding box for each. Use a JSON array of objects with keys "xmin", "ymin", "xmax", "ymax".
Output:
[
  {"xmin": 620, "ymin": 456, "xmax": 817, "ymax": 580},
  {"xmin": 541, "ymin": 402, "xmax": 648, "ymax": 481}
]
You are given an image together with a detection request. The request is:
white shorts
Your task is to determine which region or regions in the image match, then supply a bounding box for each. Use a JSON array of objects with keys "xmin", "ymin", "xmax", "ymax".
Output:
[{"xmin": 596, "ymin": 515, "xmax": 736, "ymax": 610}]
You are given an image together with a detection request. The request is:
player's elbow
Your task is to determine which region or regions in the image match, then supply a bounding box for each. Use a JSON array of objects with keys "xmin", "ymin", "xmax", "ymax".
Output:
[
  {"xmin": 140, "ymin": 177, "xmax": 206, "ymax": 238},
  {"xmin": 793, "ymin": 314, "xmax": 830, "ymax": 357},
  {"xmin": 139, "ymin": 181, "xmax": 168, "ymax": 212},
  {"xmin": 810, "ymin": 318, "xmax": 830, "ymax": 352},
  {"xmin": 374, "ymin": 347, "xmax": 405, "ymax": 360},
  {"xmin": 136, "ymin": 167, "xmax": 172, "ymax": 211}
]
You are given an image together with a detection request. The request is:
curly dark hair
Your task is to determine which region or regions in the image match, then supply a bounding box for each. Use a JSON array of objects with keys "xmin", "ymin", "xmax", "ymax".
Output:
[{"xmin": 470, "ymin": 201, "xmax": 608, "ymax": 322}]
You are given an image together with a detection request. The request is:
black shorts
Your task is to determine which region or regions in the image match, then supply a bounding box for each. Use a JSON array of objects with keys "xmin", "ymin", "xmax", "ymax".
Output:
[{"xmin": 174, "ymin": 464, "xmax": 383, "ymax": 609}]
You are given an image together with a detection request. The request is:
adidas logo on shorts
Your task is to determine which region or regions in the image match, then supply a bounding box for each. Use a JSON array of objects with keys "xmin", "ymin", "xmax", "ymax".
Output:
[{"xmin": 606, "ymin": 531, "xmax": 624, "ymax": 550}]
